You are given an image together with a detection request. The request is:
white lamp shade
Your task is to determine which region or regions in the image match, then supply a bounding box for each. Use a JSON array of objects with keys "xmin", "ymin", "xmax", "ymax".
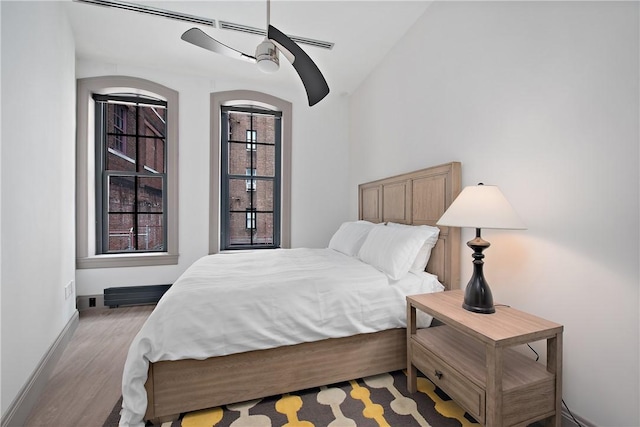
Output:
[{"xmin": 436, "ymin": 184, "xmax": 526, "ymax": 230}]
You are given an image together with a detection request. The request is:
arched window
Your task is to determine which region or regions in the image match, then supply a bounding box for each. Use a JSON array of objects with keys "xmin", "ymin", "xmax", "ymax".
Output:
[
  {"xmin": 76, "ymin": 76, "xmax": 179, "ymax": 268},
  {"xmin": 210, "ymin": 91, "xmax": 292, "ymax": 253}
]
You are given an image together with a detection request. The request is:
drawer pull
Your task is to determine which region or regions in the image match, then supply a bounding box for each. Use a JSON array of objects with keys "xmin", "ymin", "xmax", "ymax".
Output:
[{"xmin": 434, "ymin": 370, "xmax": 443, "ymax": 379}]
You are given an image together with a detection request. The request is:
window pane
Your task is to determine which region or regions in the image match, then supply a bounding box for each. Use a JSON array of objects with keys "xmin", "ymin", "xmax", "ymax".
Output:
[
  {"xmin": 254, "ymin": 212, "xmax": 274, "ymax": 245},
  {"xmin": 107, "ymin": 103, "xmax": 136, "ymax": 135},
  {"xmin": 253, "ymin": 114, "xmax": 275, "ymax": 144},
  {"xmin": 107, "ymin": 213, "xmax": 135, "ymax": 251},
  {"xmin": 227, "ymin": 212, "xmax": 274, "ymax": 246},
  {"xmin": 255, "ymin": 144, "xmax": 275, "ymax": 177},
  {"xmin": 227, "ymin": 145, "xmax": 273, "ymax": 178},
  {"xmin": 137, "ymin": 177, "xmax": 164, "ymax": 212},
  {"xmin": 108, "ymin": 176, "xmax": 135, "ymax": 212},
  {"xmin": 227, "ymin": 142, "xmax": 252, "ymax": 175},
  {"xmin": 228, "ymin": 178, "xmax": 253, "ymax": 207},
  {"xmin": 228, "ymin": 211, "xmax": 253, "ymax": 246},
  {"xmin": 138, "ymin": 137, "xmax": 165, "ymax": 173},
  {"xmin": 137, "ymin": 214, "xmax": 164, "ymax": 251},
  {"xmin": 138, "ymin": 105, "xmax": 166, "ymax": 138},
  {"xmin": 228, "ymin": 111, "xmax": 251, "ymax": 142},
  {"xmin": 227, "ymin": 178, "xmax": 273, "ymax": 210},
  {"xmin": 254, "ymin": 179, "xmax": 274, "ymax": 211},
  {"xmin": 106, "ymin": 135, "xmax": 136, "ymax": 171}
]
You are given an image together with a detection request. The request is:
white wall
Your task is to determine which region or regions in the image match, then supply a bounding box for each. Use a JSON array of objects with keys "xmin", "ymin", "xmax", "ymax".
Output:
[
  {"xmin": 0, "ymin": 1, "xmax": 77, "ymax": 416},
  {"xmin": 349, "ymin": 2, "xmax": 639, "ymax": 425},
  {"xmin": 0, "ymin": 0, "xmax": 3, "ymax": 412},
  {"xmin": 75, "ymin": 59, "xmax": 350, "ymax": 296},
  {"xmin": 1, "ymin": 0, "xmax": 351, "ymax": 414},
  {"xmin": 0, "ymin": 0, "xmax": 3, "ymax": 414}
]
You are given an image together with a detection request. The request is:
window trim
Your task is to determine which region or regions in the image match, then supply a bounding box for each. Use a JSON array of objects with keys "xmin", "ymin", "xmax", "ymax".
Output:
[
  {"xmin": 209, "ymin": 91, "xmax": 292, "ymax": 254},
  {"xmin": 76, "ymin": 76, "xmax": 179, "ymax": 268}
]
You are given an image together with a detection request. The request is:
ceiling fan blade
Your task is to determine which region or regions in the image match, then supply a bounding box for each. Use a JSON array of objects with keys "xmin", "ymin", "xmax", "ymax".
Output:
[
  {"xmin": 181, "ymin": 28, "xmax": 255, "ymax": 63},
  {"xmin": 267, "ymin": 25, "xmax": 329, "ymax": 106}
]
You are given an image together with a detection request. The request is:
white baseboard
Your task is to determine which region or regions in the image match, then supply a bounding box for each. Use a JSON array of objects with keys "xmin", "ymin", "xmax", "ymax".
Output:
[{"xmin": 1, "ymin": 310, "xmax": 79, "ymax": 427}]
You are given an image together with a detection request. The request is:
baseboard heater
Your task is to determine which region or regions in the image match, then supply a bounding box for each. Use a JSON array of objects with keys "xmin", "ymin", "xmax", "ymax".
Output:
[{"xmin": 104, "ymin": 284, "xmax": 171, "ymax": 308}]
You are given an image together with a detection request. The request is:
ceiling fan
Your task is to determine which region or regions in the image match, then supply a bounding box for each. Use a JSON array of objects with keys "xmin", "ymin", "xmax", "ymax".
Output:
[{"xmin": 181, "ymin": 0, "xmax": 330, "ymax": 107}]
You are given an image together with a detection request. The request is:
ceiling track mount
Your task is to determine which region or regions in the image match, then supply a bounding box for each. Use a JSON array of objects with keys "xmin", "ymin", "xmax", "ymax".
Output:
[
  {"xmin": 73, "ymin": 0, "xmax": 216, "ymax": 27},
  {"xmin": 219, "ymin": 21, "xmax": 334, "ymax": 50}
]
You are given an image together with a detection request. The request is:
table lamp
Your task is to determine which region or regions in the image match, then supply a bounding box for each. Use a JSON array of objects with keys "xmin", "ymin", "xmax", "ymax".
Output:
[{"xmin": 436, "ymin": 183, "xmax": 526, "ymax": 314}]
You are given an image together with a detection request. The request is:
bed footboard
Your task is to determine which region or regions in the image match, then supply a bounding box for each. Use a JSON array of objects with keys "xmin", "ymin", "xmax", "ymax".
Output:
[{"xmin": 144, "ymin": 329, "xmax": 406, "ymax": 421}]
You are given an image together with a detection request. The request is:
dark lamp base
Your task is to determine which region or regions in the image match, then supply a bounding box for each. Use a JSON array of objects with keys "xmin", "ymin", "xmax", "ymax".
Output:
[
  {"xmin": 463, "ymin": 229, "xmax": 496, "ymax": 314},
  {"xmin": 463, "ymin": 296, "xmax": 496, "ymax": 314}
]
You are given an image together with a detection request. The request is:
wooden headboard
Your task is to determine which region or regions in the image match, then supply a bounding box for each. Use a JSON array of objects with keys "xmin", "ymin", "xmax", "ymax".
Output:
[{"xmin": 358, "ymin": 162, "xmax": 462, "ymax": 290}]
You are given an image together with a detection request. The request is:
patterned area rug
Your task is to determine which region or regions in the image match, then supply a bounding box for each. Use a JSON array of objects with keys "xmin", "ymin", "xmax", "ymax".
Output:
[{"xmin": 105, "ymin": 371, "xmax": 482, "ymax": 427}]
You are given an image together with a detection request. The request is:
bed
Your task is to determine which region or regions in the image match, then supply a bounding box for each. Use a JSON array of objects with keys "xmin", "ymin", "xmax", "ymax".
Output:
[{"xmin": 120, "ymin": 161, "xmax": 461, "ymax": 426}]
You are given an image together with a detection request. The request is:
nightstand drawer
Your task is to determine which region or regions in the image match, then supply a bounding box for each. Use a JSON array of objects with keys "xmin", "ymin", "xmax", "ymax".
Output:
[{"xmin": 410, "ymin": 338, "xmax": 485, "ymax": 423}]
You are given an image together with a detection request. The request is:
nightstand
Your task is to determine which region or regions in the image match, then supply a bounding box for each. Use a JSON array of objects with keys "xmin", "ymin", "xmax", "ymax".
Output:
[{"xmin": 407, "ymin": 290, "xmax": 563, "ymax": 427}]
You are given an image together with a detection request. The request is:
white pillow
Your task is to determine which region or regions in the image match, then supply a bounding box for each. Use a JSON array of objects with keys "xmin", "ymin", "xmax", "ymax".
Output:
[
  {"xmin": 328, "ymin": 221, "xmax": 376, "ymax": 256},
  {"xmin": 358, "ymin": 225, "xmax": 430, "ymax": 280},
  {"xmin": 387, "ymin": 222, "xmax": 440, "ymax": 273}
]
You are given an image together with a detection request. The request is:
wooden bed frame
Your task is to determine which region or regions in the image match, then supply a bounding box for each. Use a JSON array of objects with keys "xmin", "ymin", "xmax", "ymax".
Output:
[{"xmin": 144, "ymin": 162, "xmax": 461, "ymax": 423}]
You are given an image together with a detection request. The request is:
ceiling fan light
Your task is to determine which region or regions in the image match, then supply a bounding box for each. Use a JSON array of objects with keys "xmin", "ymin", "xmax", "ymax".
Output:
[{"xmin": 255, "ymin": 39, "xmax": 279, "ymax": 73}]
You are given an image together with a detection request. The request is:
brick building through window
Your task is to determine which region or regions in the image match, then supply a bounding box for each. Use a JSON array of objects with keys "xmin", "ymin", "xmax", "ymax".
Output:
[
  {"xmin": 221, "ymin": 106, "xmax": 281, "ymax": 249},
  {"xmin": 95, "ymin": 94, "xmax": 167, "ymax": 253}
]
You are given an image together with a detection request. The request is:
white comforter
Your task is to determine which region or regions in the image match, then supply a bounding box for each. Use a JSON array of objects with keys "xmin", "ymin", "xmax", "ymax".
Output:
[{"xmin": 119, "ymin": 248, "xmax": 443, "ymax": 426}]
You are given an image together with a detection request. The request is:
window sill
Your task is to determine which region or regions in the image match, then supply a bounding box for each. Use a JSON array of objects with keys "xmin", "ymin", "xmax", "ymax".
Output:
[{"xmin": 76, "ymin": 253, "xmax": 179, "ymax": 269}]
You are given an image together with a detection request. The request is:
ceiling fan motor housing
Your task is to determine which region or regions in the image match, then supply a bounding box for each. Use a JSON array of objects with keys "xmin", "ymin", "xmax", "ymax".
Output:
[{"xmin": 255, "ymin": 39, "xmax": 280, "ymax": 73}]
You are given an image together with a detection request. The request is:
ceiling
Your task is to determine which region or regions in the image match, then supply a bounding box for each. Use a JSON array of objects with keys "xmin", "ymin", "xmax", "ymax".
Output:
[{"xmin": 64, "ymin": 0, "xmax": 432, "ymax": 99}]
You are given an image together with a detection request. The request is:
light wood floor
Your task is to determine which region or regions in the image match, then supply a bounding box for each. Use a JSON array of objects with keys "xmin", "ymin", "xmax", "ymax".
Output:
[{"xmin": 24, "ymin": 305, "xmax": 154, "ymax": 427}]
